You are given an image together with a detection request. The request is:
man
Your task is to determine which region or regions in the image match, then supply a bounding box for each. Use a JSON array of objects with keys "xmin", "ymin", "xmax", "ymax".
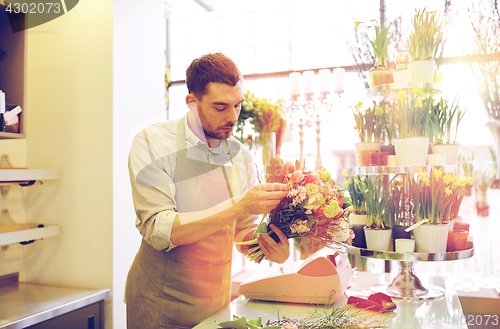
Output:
[{"xmin": 126, "ymin": 52, "xmax": 290, "ymax": 328}]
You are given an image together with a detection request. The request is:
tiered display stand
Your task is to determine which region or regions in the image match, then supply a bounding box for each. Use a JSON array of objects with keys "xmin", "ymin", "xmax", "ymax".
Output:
[
  {"xmin": 346, "ymin": 82, "xmax": 475, "ymax": 300},
  {"xmin": 345, "ymin": 244, "xmax": 474, "ymax": 300}
]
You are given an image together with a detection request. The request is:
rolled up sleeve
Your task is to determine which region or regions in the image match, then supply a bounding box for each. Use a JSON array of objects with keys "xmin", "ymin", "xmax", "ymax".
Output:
[{"xmin": 129, "ymin": 130, "xmax": 178, "ymax": 252}]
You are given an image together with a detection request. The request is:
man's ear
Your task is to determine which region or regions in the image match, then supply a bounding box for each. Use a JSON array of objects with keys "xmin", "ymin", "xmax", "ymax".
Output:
[{"xmin": 186, "ymin": 94, "xmax": 197, "ymax": 111}]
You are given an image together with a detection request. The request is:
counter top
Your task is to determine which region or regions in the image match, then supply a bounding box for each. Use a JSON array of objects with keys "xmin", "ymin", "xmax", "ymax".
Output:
[
  {"xmin": 195, "ymin": 271, "xmax": 468, "ymax": 328},
  {"xmin": 0, "ymin": 282, "xmax": 110, "ymax": 329}
]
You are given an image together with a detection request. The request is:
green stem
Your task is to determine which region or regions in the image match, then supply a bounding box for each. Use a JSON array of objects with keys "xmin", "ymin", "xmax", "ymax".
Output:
[{"xmin": 234, "ymin": 238, "xmax": 259, "ymax": 246}]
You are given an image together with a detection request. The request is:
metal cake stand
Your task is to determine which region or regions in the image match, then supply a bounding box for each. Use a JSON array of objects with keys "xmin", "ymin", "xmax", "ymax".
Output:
[{"xmin": 344, "ymin": 244, "xmax": 474, "ymax": 300}]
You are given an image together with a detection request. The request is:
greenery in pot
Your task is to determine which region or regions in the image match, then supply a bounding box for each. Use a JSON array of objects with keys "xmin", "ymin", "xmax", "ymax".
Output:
[
  {"xmin": 431, "ymin": 97, "xmax": 467, "ymax": 144},
  {"xmin": 358, "ymin": 175, "xmax": 390, "ymax": 229},
  {"xmin": 238, "ymin": 91, "xmax": 286, "ymax": 163},
  {"xmin": 406, "ymin": 8, "xmax": 446, "ymax": 61},
  {"xmin": 444, "ymin": 175, "xmax": 475, "ymax": 220},
  {"xmin": 386, "ymin": 175, "xmax": 412, "ymax": 226},
  {"xmin": 342, "ymin": 170, "xmax": 366, "ymax": 215},
  {"xmin": 409, "ymin": 168, "xmax": 457, "ymax": 224},
  {"xmin": 394, "ymin": 88, "xmax": 433, "ymax": 138},
  {"xmin": 355, "ymin": 20, "xmax": 393, "ymax": 69},
  {"xmin": 351, "ymin": 101, "xmax": 387, "ymax": 143},
  {"xmin": 474, "ymin": 168, "xmax": 495, "ymax": 205},
  {"xmin": 458, "ymin": 149, "xmax": 475, "ymax": 195}
]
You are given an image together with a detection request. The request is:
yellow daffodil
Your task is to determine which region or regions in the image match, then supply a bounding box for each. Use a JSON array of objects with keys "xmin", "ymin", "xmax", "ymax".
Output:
[
  {"xmin": 414, "ymin": 98, "xmax": 423, "ymax": 108},
  {"xmin": 418, "ymin": 168, "xmax": 428, "ymax": 181},
  {"xmin": 443, "ymin": 173, "xmax": 454, "ymax": 185},
  {"xmin": 433, "ymin": 168, "xmax": 443, "ymax": 179},
  {"xmin": 342, "ymin": 169, "xmax": 349, "ymax": 176},
  {"xmin": 410, "ymin": 87, "xmax": 427, "ymax": 98},
  {"xmin": 445, "ymin": 187, "xmax": 453, "ymax": 196},
  {"xmin": 397, "ymin": 89, "xmax": 407, "ymax": 100}
]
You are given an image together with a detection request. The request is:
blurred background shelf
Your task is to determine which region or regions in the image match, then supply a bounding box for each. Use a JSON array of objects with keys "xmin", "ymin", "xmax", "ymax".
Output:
[
  {"xmin": 0, "ymin": 169, "xmax": 59, "ymax": 183},
  {"xmin": 0, "ymin": 224, "xmax": 60, "ymax": 246}
]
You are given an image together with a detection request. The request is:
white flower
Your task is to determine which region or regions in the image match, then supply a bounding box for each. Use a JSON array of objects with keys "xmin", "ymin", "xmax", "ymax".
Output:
[{"xmin": 328, "ymin": 220, "xmax": 350, "ymax": 242}]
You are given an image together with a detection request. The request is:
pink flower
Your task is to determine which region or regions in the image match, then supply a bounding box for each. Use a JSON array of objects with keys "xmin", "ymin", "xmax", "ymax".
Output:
[
  {"xmin": 290, "ymin": 170, "xmax": 305, "ymax": 183},
  {"xmin": 282, "ymin": 161, "xmax": 295, "ymax": 175},
  {"xmin": 305, "ymin": 171, "xmax": 319, "ymax": 184},
  {"xmin": 284, "ymin": 325, "xmax": 298, "ymax": 329}
]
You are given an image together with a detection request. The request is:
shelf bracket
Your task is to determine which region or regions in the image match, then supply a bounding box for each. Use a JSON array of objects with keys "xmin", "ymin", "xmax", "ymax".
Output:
[{"xmin": 0, "ymin": 154, "xmax": 13, "ymax": 196}]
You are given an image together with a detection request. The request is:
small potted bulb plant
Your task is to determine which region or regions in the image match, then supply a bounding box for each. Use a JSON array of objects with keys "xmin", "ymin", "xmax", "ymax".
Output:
[{"xmin": 406, "ymin": 9, "xmax": 446, "ymax": 83}]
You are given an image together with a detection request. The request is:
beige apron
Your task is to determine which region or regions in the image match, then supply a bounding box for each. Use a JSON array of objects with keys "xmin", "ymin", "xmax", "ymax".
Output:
[{"xmin": 126, "ymin": 117, "xmax": 241, "ymax": 328}]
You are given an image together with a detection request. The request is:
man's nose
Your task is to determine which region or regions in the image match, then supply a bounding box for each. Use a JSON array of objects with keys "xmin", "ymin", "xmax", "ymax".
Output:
[{"xmin": 227, "ymin": 107, "xmax": 238, "ymax": 123}]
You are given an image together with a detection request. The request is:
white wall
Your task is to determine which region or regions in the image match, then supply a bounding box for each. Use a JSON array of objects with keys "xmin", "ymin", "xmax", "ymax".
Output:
[
  {"xmin": 24, "ymin": 0, "xmax": 114, "ymax": 328},
  {"xmin": 113, "ymin": 0, "xmax": 168, "ymax": 327}
]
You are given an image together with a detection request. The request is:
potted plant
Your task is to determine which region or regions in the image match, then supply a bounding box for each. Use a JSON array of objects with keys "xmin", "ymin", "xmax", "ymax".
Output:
[
  {"xmin": 393, "ymin": 88, "xmax": 433, "ymax": 166},
  {"xmin": 430, "ymin": 97, "xmax": 467, "ymax": 165},
  {"xmin": 474, "ymin": 168, "xmax": 495, "ymax": 217},
  {"xmin": 359, "ymin": 20, "xmax": 393, "ymax": 87},
  {"xmin": 359, "ymin": 175, "xmax": 392, "ymax": 251},
  {"xmin": 387, "ymin": 175, "xmax": 412, "ymax": 250},
  {"xmin": 351, "ymin": 101, "xmax": 386, "ymax": 166},
  {"xmin": 406, "ymin": 9, "xmax": 446, "ymax": 83},
  {"xmin": 343, "ymin": 170, "xmax": 367, "ymax": 248},
  {"xmin": 240, "ymin": 91, "xmax": 286, "ymax": 168},
  {"xmin": 458, "ymin": 150, "xmax": 475, "ymax": 196},
  {"xmin": 443, "ymin": 175, "xmax": 474, "ymax": 224},
  {"xmin": 411, "ymin": 168, "xmax": 452, "ymax": 253}
]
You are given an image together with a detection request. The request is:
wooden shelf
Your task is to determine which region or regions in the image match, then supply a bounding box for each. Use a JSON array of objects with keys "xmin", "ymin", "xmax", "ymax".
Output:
[
  {"xmin": 0, "ymin": 224, "xmax": 60, "ymax": 246},
  {"xmin": 0, "ymin": 169, "xmax": 59, "ymax": 183}
]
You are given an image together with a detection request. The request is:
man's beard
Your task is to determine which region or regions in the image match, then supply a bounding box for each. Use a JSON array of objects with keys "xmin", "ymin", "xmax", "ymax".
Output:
[{"xmin": 197, "ymin": 105, "xmax": 234, "ymax": 140}]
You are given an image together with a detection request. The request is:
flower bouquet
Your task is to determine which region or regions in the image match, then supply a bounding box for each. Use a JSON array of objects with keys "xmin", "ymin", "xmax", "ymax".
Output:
[{"xmin": 235, "ymin": 158, "xmax": 353, "ymax": 263}]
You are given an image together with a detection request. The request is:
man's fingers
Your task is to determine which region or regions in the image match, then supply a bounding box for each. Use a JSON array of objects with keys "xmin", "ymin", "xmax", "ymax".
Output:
[
  {"xmin": 269, "ymin": 224, "xmax": 287, "ymax": 243},
  {"xmin": 263, "ymin": 183, "xmax": 289, "ymax": 192}
]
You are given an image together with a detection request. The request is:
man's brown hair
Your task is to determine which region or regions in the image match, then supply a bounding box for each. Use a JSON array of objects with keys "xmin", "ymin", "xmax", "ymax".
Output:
[{"xmin": 186, "ymin": 52, "xmax": 242, "ymax": 99}]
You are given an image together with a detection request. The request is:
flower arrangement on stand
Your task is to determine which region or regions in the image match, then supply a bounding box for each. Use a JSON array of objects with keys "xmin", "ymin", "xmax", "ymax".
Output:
[
  {"xmin": 351, "ymin": 101, "xmax": 389, "ymax": 166},
  {"xmin": 354, "ymin": 20, "xmax": 393, "ymax": 86},
  {"xmin": 342, "ymin": 170, "xmax": 368, "ymax": 248},
  {"xmin": 474, "ymin": 168, "xmax": 495, "ymax": 217},
  {"xmin": 393, "ymin": 88, "xmax": 433, "ymax": 166},
  {"xmin": 357, "ymin": 175, "xmax": 393, "ymax": 251},
  {"xmin": 235, "ymin": 158, "xmax": 353, "ymax": 263},
  {"xmin": 430, "ymin": 97, "xmax": 467, "ymax": 165},
  {"xmin": 458, "ymin": 150, "xmax": 475, "ymax": 196},
  {"xmin": 410, "ymin": 168, "xmax": 473, "ymax": 252},
  {"xmin": 406, "ymin": 8, "xmax": 446, "ymax": 82}
]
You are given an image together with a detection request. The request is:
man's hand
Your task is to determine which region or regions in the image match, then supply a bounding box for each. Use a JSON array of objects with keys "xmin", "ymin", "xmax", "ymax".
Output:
[
  {"xmin": 257, "ymin": 224, "xmax": 289, "ymax": 264},
  {"xmin": 236, "ymin": 183, "xmax": 288, "ymax": 215}
]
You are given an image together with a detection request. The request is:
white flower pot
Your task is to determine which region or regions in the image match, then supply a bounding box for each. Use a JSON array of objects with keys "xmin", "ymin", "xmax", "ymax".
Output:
[
  {"xmin": 354, "ymin": 142, "xmax": 382, "ymax": 166},
  {"xmin": 394, "ymin": 137, "xmax": 429, "ymax": 166},
  {"xmin": 349, "ymin": 214, "xmax": 368, "ymax": 225},
  {"xmin": 427, "ymin": 153, "xmax": 447, "ymax": 166},
  {"xmin": 393, "ymin": 69, "xmax": 413, "ymax": 84},
  {"xmin": 364, "ymin": 226, "xmax": 392, "ymax": 251},
  {"xmin": 408, "ymin": 60, "xmax": 435, "ymax": 83},
  {"xmin": 431, "ymin": 144, "xmax": 460, "ymax": 165},
  {"xmin": 413, "ymin": 223, "xmax": 450, "ymax": 253}
]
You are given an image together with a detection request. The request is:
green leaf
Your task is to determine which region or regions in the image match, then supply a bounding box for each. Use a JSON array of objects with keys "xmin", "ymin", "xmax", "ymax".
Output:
[
  {"xmin": 256, "ymin": 221, "xmax": 268, "ymax": 234},
  {"xmin": 216, "ymin": 316, "xmax": 247, "ymax": 328},
  {"xmin": 247, "ymin": 317, "xmax": 262, "ymax": 327}
]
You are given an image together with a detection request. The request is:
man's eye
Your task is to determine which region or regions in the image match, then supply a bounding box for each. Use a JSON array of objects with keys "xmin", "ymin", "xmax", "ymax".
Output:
[{"xmin": 215, "ymin": 107, "xmax": 225, "ymax": 111}]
